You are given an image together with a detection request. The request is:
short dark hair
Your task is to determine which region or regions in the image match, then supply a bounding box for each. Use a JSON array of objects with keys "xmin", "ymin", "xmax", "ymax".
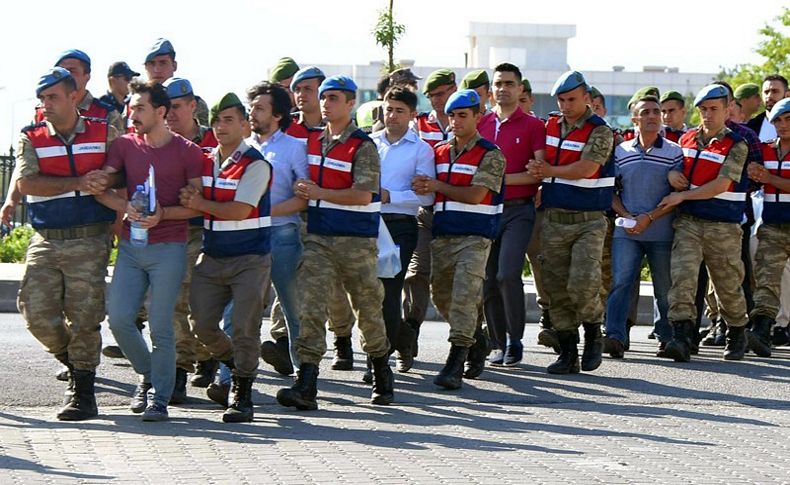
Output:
[
  {"xmin": 376, "ymin": 75, "xmax": 391, "ymax": 98},
  {"xmin": 764, "ymin": 74, "xmax": 789, "ymax": 90},
  {"xmin": 494, "ymin": 62, "xmax": 522, "ymax": 81},
  {"xmin": 130, "ymin": 80, "xmax": 171, "ymax": 115},
  {"xmin": 246, "ymin": 81, "xmax": 293, "ymax": 131},
  {"xmin": 631, "ymin": 95, "xmax": 660, "ymax": 115},
  {"xmin": 383, "ymin": 85, "xmax": 418, "ymax": 111}
]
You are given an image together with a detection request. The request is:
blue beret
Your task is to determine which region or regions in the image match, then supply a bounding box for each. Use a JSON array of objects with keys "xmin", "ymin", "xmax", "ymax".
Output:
[
  {"xmin": 444, "ymin": 89, "xmax": 480, "ymax": 114},
  {"xmin": 55, "ymin": 49, "xmax": 90, "ymax": 68},
  {"xmin": 291, "ymin": 66, "xmax": 326, "ymax": 91},
  {"xmin": 768, "ymin": 98, "xmax": 790, "ymax": 123},
  {"xmin": 146, "ymin": 38, "xmax": 175, "ymax": 63},
  {"xmin": 694, "ymin": 84, "xmax": 729, "ymax": 107},
  {"xmin": 551, "ymin": 70, "xmax": 589, "ymax": 96},
  {"xmin": 36, "ymin": 67, "xmax": 72, "ymax": 97},
  {"xmin": 163, "ymin": 77, "xmax": 193, "ymax": 99},
  {"xmin": 318, "ymin": 76, "xmax": 357, "ymax": 97}
]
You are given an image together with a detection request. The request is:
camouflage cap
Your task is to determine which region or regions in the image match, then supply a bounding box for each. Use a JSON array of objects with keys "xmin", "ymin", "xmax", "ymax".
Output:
[
  {"xmin": 460, "ymin": 69, "xmax": 489, "ymax": 90},
  {"xmin": 423, "ymin": 69, "xmax": 456, "ymax": 94},
  {"xmin": 269, "ymin": 57, "xmax": 299, "ymax": 84},
  {"xmin": 734, "ymin": 83, "xmax": 760, "ymax": 101},
  {"xmin": 628, "ymin": 86, "xmax": 661, "ymax": 109}
]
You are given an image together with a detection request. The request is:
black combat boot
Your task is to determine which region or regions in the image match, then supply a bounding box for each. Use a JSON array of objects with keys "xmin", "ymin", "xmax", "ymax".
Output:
[
  {"xmin": 464, "ymin": 327, "xmax": 489, "ymax": 379},
  {"xmin": 223, "ymin": 375, "xmax": 254, "ymax": 423},
  {"xmin": 331, "ymin": 336, "xmax": 353, "ymax": 370},
  {"xmin": 206, "ymin": 382, "xmax": 230, "ymax": 408},
  {"xmin": 54, "ymin": 353, "xmax": 73, "ymax": 403},
  {"xmin": 370, "ymin": 355, "xmax": 394, "ymax": 405},
  {"xmin": 362, "ymin": 356, "xmax": 373, "ymax": 384},
  {"xmin": 57, "ymin": 369, "xmax": 98, "ymax": 421},
  {"xmin": 276, "ymin": 363, "xmax": 319, "ymax": 410},
  {"xmin": 547, "ymin": 330, "xmax": 580, "ymax": 374},
  {"xmin": 664, "ymin": 320, "xmax": 693, "ymax": 362},
  {"xmin": 537, "ymin": 309, "xmax": 561, "ymax": 354},
  {"xmin": 581, "ymin": 322, "xmax": 604, "ymax": 372},
  {"xmin": 702, "ymin": 318, "xmax": 726, "ymax": 347},
  {"xmin": 723, "ymin": 325, "xmax": 748, "ymax": 361},
  {"xmin": 747, "ymin": 315, "xmax": 773, "ymax": 357},
  {"xmin": 170, "ymin": 368, "xmax": 188, "ymax": 404},
  {"xmin": 190, "ymin": 359, "xmax": 218, "ymax": 388},
  {"xmin": 395, "ymin": 324, "xmax": 416, "ymax": 372},
  {"xmin": 260, "ymin": 337, "xmax": 294, "ymax": 376},
  {"xmin": 434, "ymin": 346, "xmax": 469, "ymax": 390}
]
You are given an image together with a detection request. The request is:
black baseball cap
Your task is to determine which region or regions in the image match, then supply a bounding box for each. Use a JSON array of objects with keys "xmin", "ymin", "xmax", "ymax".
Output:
[{"xmin": 108, "ymin": 61, "xmax": 140, "ymax": 78}]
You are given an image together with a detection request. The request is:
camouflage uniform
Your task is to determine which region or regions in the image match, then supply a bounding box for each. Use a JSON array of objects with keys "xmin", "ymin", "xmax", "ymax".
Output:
[
  {"xmin": 750, "ymin": 224, "xmax": 790, "ymax": 319},
  {"xmin": 16, "ymin": 119, "xmax": 117, "ymax": 370},
  {"xmin": 430, "ymin": 134, "xmax": 505, "ymax": 346},
  {"xmin": 541, "ymin": 109, "xmax": 613, "ymax": 332},
  {"xmin": 668, "ymin": 128, "xmax": 749, "ymax": 327},
  {"xmin": 295, "ymin": 124, "xmax": 388, "ymax": 365}
]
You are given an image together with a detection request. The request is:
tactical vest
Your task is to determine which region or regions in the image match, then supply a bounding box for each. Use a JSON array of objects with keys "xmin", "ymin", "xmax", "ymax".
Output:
[
  {"xmin": 759, "ymin": 141, "xmax": 790, "ymax": 224},
  {"xmin": 541, "ymin": 113, "xmax": 615, "ymax": 211},
  {"xmin": 24, "ymin": 118, "xmax": 116, "ymax": 229},
  {"xmin": 286, "ymin": 114, "xmax": 323, "ymax": 142},
  {"xmin": 416, "ymin": 112, "xmax": 450, "ymax": 147},
  {"xmin": 34, "ymin": 97, "xmax": 114, "ymax": 125}
]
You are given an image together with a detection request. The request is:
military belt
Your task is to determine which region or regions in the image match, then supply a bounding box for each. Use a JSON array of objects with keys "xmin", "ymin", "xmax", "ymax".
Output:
[
  {"xmin": 503, "ymin": 197, "xmax": 534, "ymax": 208},
  {"xmin": 37, "ymin": 223, "xmax": 109, "ymax": 240},
  {"xmin": 545, "ymin": 210, "xmax": 603, "ymax": 224}
]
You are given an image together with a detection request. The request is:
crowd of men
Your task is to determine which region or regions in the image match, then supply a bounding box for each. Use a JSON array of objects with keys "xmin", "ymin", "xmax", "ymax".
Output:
[{"xmin": 11, "ymin": 38, "xmax": 790, "ymax": 424}]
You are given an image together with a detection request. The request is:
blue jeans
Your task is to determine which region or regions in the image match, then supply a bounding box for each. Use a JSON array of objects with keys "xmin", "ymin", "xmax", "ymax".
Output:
[
  {"xmin": 270, "ymin": 223, "xmax": 303, "ymax": 366},
  {"xmin": 108, "ymin": 241, "xmax": 187, "ymax": 406},
  {"xmin": 605, "ymin": 238, "xmax": 672, "ymax": 344}
]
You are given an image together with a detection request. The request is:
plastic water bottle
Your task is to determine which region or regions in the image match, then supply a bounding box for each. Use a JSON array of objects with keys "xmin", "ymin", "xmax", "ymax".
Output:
[{"xmin": 130, "ymin": 185, "xmax": 149, "ymax": 247}]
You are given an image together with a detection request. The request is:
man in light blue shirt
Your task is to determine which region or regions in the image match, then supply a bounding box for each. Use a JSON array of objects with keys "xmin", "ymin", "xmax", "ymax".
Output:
[
  {"xmin": 246, "ymin": 81, "xmax": 308, "ymax": 378},
  {"xmin": 369, "ymin": 86, "xmax": 435, "ymax": 374}
]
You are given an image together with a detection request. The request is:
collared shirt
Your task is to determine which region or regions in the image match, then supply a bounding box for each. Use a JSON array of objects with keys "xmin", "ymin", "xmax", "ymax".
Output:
[
  {"xmin": 759, "ymin": 115, "xmax": 777, "ymax": 142},
  {"xmin": 614, "ymin": 135, "xmax": 683, "ymax": 241},
  {"xmin": 478, "ymin": 106, "xmax": 545, "ymax": 199},
  {"xmin": 319, "ymin": 122, "xmax": 380, "ymax": 194},
  {"xmin": 211, "ymin": 139, "xmax": 271, "ymax": 208},
  {"xmin": 557, "ymin": 107, "xmax": 613, "ymax": 165},
  {"xmin": 446, "ymin": 132, "xmax": 506, "ymax": 194},
  {"xmin": 247, "ymin": 129, "xmax": 308, "ymax": 226},
  {"xmin": 370, "ymin": 128, "xmax": 435, "ymax": 216}
]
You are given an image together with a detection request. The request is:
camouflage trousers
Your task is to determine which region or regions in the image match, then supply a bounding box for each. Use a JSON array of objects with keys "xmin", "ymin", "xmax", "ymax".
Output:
[
  {"xmin": 600, "ymin": 215, "xmax": 615, "ymax": 308},
  {"xmin": 668, "ymin": 215, "xmax": 748, "ymax": 327},
  {"xmin": 750, "ymin": 224, "xmax": 790, "ymax": 320},
  {"xmin": 540, "ymin": 211, "xmax": 607, "ymax": 332},
  {"xmin": 430, "ymin": 235, "xmax": 491, "ymax": 347},
  {"xmin": 296, "ymin": 234, "xmax": 388, "ymax": 365},
  {"xmin": 526, "ymin": 209, "xmax": 550, "ymax": 310},
  {"xmin": 18, "ymin": 231, "xmax": 110, "ymax": 370},
  {"xmin": 173, "ymin": 225, "xmax": 212, "ymax": 371}
]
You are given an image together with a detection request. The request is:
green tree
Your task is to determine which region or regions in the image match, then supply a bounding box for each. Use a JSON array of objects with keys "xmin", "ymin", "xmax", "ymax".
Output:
[
  {"xmin": 372, "ymin": 0, "xmax": 406, "ymax": 74},
  {"xmin": 718, "ymin": 8, "xmax": 790, "ymax": 87}
]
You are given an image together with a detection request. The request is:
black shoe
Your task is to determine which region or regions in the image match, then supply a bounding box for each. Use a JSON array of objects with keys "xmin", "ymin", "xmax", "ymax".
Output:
[
  {"xmin": 191, "ymin": 359, "xmax": 218, "ymax": 388},
  {"xmin": 581, "ymin": 322, "xmax": 604, "ymax": 371},
  {"xmin": 747, "ymin": 315, "xmax": 773, "ymax": 357},
  {"xmin": 665, "ymin": 320, "xmax": 693, "ymax": 362},
  {"xmin": 260, "ymin": 337, "xmax": 294, "ymax": 376},
  {"xmin": 362, "ymin": 357, "xmax": 373, "ymax": 384},
  {"xmin": 503, "ymin": 341, "xmax": 524, "ymax": 366},
  {"xmin": 702, "ymin": 319, "xmax": 726, "ymax": 347},
  {"xmin": 647, "ymin": 332, "xmax": 657, "ymax": 340},
  {"xmin": 223, "ymin": 376, "xmax": 254, "ymax": 423},
  {"xmin": 331, "ymin": 336, "xmax": 353, "ymax": 370},
  {"xmin": 370, "ymin": 355, "xmax": 394, "ymax": 405},
  {"xmin": 206, "ymin": 382, "xmax": 230, "ymax": 408},
  {"xmin": 547, "ymin": 330, "xmax": 580, "ymax": 374},
  {"xmin": 55, "ymin": 366, "xmax": 70, "ymax": 382},
  {"xmin": 463, "ymin": 327, "xmax": 489, "ymax": 379},
  {"xmin": 434, "ymin": 346, "xmax": 468, "ymax": 390},
  {"xmin": 395, "ymin": 324, "xmax": 416, "ymax": 372},
  {"xmin": 101, "ymin": 345, "xmax": 125, "ymax": 359},
  {"xmin": 130, "ymin": 381, "xmax": 152, "ymax": 414},
  {"xmin": 655, "ymin": 341, "xmax": 668, "ymax": 358},
  {"xmin": 170, "ymin": 368, "xmax": 188, "ymax": 405},
  {"xmin": 57, "ymin": 370, "xmax": 98, "ymax": 421},
  {"xmin": 537, "ymin": 310, "xmax": 561, "ymax": 354},
  {"xmin": 276, "ymin": 363, "xmax": 319, "ymax": 410},
  {"xmin": 603, "ymin": 337, "xmax": 625, "ymax": 359},
  {"xmin": 724, "ymin": 325, "xmax": 748, "ymax": 361},
  {"xmin": 142, "ymin": 402, "xmax": 168, "ymax": 422},
  {"xmin": 773, "ymin": 326, "xmax": 790, "ymax": 346}
]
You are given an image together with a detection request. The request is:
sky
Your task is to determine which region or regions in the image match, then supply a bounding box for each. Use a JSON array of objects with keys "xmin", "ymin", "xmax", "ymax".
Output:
[{"xmin": 0, "ymin": 0, "xmax": 786, "ymax": 149}]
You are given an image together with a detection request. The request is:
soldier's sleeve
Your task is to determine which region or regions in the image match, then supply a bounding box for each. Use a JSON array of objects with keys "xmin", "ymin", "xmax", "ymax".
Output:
[
  {"xmin": 234, "ymin": 160, "xmax": 271, "ymax": 207},
  {"xmin": 16, "ymin": 132, "xmax": 40, "ymax": 178},
  {"xmin": 471, "ymin": 148, "xmax": 506, "ymax": 194},
  {"xmin": 718, "ymin": 140, "xmax": 748, "ymax": 183},
  {"xmin": 351, "ymin": 140, "xmax": 380, "ymax": 194},
  {"xmin": 106, "ymin": 109, "xmax": 125, "ymax": 135},
  {"xmin": 106, "ymin": 125, "xmax": 120, "ymax": 147},
  {"xmin": 580, "ymin": 125, "xmax": 614, "ymax": 165},
  {"xmin": 195, "ymin": 98, "xmax": 210, "ymax": 127}
]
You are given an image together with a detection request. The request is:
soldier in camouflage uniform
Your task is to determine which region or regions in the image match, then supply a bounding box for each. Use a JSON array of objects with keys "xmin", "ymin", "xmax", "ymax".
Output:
[
  {"xmin": 658, "ymin": 84, "xmax": 750, "ymax": 362},
  {"xmin": 744, "ymin": 98, "xmax": 790, "ymax": 358},
  {"xmin": 16, "ymin": 68, "xmax": 118, "ymax": 421},
  {"xmin": 276, "ymin": 76, "xmax": 392, "ymax": 411},
  {"xmin": 413, "ymin": 89, "xmax": 505, "ymax": 389},
  {"xmin": 527, "ymin": 71, "xmax": 614, "ymax": 375}
]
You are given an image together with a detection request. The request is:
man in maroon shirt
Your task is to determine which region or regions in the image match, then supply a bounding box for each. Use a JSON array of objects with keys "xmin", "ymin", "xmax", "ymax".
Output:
[
  {"xmin": 478, "ymin": 63, "xmax": 546, "ymax": 366},
  {"xmin": 97, "ymin": 80, "xmax": 203, "ymax": 421}
]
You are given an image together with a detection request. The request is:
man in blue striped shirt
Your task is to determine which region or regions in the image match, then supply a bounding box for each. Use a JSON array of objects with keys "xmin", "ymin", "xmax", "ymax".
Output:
[{"xmin": 605, "ymin": 95, "xmax": 683, "ymax": 358}]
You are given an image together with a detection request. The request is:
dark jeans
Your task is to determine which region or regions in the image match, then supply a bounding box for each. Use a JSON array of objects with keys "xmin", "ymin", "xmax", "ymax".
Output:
[
  {"xmin": 483, "ymin": 202, "xmax": 536, "ymax": 351},
  {"xmin": 380, "ymin": 216, "xmax": 418, "ymax": 352}
]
